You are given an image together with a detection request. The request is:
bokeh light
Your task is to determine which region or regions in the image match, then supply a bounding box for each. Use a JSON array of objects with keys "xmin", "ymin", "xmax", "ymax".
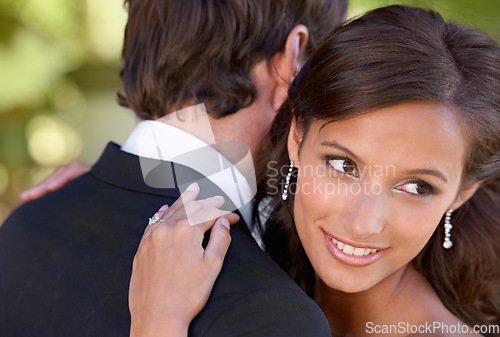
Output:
[
  {"xmin": 86, "ymin": 0, "xmax": 127, "ymax": 62},
  {"xmin": 0, "ymin": 28, "xmax": 65, "ymax": 112},
  {"xmin": 0, "ymin": 164, "xmax": 9, "ymax": 196},
  {"xmin": 26, "ymin": 115, "xmax": 82, "ymax": 167}
]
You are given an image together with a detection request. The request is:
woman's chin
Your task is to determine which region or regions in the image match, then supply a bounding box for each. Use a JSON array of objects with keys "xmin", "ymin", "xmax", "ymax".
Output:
[{"xmin": 318, "ymin": 270, "xmax": 379, "ymax": 294}]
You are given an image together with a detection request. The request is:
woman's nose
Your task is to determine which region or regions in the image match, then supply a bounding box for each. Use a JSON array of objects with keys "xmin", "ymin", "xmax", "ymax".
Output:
[{"xmin": 343, "ymin": 192, "xmax": 386, "ymax": 238}]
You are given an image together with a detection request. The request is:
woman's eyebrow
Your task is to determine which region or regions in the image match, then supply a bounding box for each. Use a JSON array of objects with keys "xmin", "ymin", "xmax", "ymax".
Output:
[
  {"xmin": 320, "ymin": 141, "xmax": 363, "ymax": 164},
  {"xmin": 404, "ymin": 169, "xmax": 448, "ymax": 183}
]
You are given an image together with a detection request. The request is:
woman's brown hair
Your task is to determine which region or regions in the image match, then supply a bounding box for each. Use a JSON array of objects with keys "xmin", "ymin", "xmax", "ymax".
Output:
[{"xmin": 255, "ymin": 5, "xmax": 500, "ymax": 331}]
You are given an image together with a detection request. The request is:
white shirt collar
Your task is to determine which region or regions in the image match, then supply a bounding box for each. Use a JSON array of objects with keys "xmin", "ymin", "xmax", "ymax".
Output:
[{"xmin": 121, "ymin": 120, "xmax": 255, "ymax": 228}]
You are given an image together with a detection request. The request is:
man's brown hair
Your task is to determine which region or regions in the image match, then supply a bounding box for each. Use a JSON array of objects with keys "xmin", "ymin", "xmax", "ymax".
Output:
[{"xmin": 118, "ymin": 0, "xmax": 347, "ymax": 120}]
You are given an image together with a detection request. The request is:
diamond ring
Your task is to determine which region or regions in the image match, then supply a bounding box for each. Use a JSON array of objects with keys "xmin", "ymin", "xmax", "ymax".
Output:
[{"xmin": 148, "ymin": 213, "xmax": 166, "ymax": 229}]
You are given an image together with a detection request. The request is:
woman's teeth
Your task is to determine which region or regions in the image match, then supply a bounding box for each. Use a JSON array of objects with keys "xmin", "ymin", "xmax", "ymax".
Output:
[{"xmin": 330, "ymin": 237, "xmax": 378, "ymax": 256}]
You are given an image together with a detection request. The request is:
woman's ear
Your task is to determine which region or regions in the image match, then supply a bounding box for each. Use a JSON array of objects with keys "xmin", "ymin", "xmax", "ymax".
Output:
[
  {"xmin": 449, "ymin": 180, "xmax": 483, "ymax": 210},
  {"xmin": 272, "ymin": 24, "xmax": 309, "ymax": 111},
  {"xmin": 287, "ymin": 116, "xmax": 302, "ymax": 167}
]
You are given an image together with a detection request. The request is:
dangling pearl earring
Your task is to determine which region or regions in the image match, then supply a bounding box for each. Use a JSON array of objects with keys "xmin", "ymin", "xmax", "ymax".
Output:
[
  {"xmin": 282, "ymin": 160, "xmax": 294, "ymax": 201},
  {"xmin": 443, "ymin": 209, "xmax": 454, "ymax": 249}
]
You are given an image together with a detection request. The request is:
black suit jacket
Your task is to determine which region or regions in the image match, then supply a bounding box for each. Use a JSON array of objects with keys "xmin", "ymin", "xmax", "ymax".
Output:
[{"xmin": 0, "ymin": 143, "xmax": 330, "ymax": 337}]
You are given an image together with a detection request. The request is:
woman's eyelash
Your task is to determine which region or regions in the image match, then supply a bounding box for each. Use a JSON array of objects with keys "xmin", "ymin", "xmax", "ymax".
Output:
[
  {"xmin": 396, "ymin": 181, "xmax": 436, "ymax": 198},
  {"xmin": 325, "ymin": 155, "xmax": 359, "ymax": 178}
]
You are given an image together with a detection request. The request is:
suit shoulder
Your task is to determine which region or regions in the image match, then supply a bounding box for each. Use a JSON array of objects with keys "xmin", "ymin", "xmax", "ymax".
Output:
[
  {"xmin": 0, "ymin": 172, "xmax": 94, "ymax": 230},
  {"xmin": 189, "ymin": 228, "xmax": 329, "ymax": 336},
  {"xmin": 218, "ymin": 227, "xmax": 304, "ymax": 291},
  {"xmin": 198, "ymin": 286, "xmax": 330, "ymax": 337}
]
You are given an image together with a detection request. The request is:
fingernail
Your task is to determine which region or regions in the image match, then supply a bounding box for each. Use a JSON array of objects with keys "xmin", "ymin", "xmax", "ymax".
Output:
[
  {"xmin": 20, "ymin": 190, "xmax": 33, "ymax": 198},
  {"xmin": 158, "ymin": 204, "xmax": 169, "ymax": 212},
  {"xmin": 219, "ymin": 216, "xmax": 230, "ymax": 230},
  {"xmin": 186, "ymin": 182, "xmax": 199, "ymax": 191},
  {"xmin": 213, "ymin": 196, "xmax": 225, "ymax": 202}
]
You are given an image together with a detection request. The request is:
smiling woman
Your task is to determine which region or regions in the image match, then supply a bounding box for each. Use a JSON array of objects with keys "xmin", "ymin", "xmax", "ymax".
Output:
[
  {"xmin": 289, "ymin": 101, "xmax": 472, "ymax": 293},
  {"xmin": 256, "ymin": 5, "xmax": 500, "ymax": 336}
]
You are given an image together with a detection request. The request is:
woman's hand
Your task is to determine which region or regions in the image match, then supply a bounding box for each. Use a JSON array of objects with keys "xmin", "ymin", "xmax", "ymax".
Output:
[
  {"xmin": 19, "ymin": 161, "xmax": 91, "ymax": 201},
  {"xmin": 129, "ymin": 182, "xmax": 239, "ymax": 337}
]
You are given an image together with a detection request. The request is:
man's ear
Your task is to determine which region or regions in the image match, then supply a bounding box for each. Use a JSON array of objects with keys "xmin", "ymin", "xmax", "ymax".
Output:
[
  {"xmin": 287, "ymin": 116, "xmax": 302, "ymax": 167},
  {"xmin": 272, "ymin": 24, "xmax": 309, "ymax": 111},
  {"xmin": 449, "ymin": 180, "xmax": 483, "ymax": 210}
]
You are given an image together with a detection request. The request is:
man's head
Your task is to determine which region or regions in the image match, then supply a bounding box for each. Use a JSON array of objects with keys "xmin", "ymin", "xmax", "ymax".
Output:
[{"xmin": 118, "ymin": 0, "xmax": 348, "ymax": 121}]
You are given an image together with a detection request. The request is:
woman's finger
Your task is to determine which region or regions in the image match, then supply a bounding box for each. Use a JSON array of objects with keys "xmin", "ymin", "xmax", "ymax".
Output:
[
  {"xmin": 141, "ymin": 182, "xmax": 200, "ymax": 242},
  {"xmin": 181, "ymin": 206, "xmax": 239, "ymax": 233},
  {"xmin": 139, "ymin": 204, "xmax": 170, "ymax": 249},
  {"xmin": 19, "ymin": 161, "xmax": 91, "ymax": 202},
  {"xmin": 204, "ymin": 216, "xmax": 232, "ymax": 271},
  {"xmin": 162, "ymin": 195, "xmax": 225, "ymax": 226},
  {"xmin": 159, "ymin": 182, "xmax": 200, "ymax": 219},
  {"xmin": 19, "ymin": 167, "xmax": 63, "ymax": 201},
  {"xmin": 138, "ymin": 185, "xmax": 238, "ymax": 250},
  {"xmin": 46, "ymin": 161, "xmax": 91, "ymax": 190}
]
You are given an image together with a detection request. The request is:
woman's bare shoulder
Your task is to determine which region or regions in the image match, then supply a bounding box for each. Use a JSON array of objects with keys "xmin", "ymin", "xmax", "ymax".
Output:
[
  {"xmin": 402, "ymin": 269, "xmax": 483, "ymax": 337},
  {"xmin": 411, "ymin": 313, "xmax": 483, "ymax": 337}
]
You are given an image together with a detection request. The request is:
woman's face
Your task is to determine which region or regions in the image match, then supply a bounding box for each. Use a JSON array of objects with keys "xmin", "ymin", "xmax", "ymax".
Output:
[{"xmin": 288, "ymin": 101, "xmax": 474, "ymax": 293}]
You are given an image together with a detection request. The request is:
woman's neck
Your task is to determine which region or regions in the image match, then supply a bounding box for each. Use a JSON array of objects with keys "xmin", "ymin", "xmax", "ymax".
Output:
[{"xmin": 315, "ymin": 264, "xmax": 448, "ymax": 337}]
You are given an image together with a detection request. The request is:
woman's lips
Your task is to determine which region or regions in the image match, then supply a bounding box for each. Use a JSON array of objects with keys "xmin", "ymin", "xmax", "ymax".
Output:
[{"xmin": 323, "ymin": 231, "xmax": 386, "ymax": 267}]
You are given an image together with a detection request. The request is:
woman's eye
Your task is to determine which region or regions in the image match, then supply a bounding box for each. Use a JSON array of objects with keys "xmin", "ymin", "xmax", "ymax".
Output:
[
  {"xmin": 328, "ymin": 158, "xmax": 359, "ymax": 178},
  {"xmin": 396, "ymin": 182, "xmax": 434, "ymax": 197}
]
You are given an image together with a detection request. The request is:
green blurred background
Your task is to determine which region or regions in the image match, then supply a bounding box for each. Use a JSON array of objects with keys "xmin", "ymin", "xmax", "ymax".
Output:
[{"xmin": 0, "ymin": 0, "xmax": 499, "ymax": 223}]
